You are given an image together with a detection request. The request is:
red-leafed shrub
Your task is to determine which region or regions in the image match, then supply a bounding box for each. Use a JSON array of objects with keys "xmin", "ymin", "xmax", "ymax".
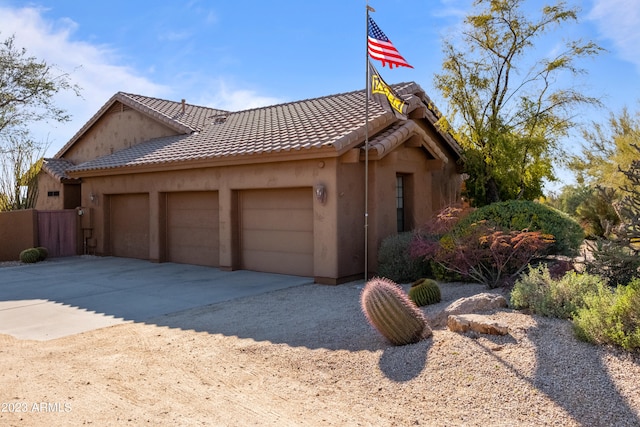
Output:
[{"xmin": 411, "ymin": 207, "xmax": 555, "ymax": 288}]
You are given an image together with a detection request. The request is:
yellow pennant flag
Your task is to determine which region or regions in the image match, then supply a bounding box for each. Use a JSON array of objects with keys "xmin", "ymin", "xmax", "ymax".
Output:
[{"xmin": 369, "ymin": 60, "xmax": 408, "ymax": 120}]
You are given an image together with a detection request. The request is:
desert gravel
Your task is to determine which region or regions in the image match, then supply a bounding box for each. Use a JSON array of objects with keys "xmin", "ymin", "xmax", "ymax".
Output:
[{"xmin": 1, "ymin": 279, "xmax": 639, "ymax": 426}]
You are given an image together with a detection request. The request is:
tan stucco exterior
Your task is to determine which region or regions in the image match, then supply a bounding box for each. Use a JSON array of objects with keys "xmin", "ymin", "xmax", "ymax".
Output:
[
  {"xmin": 73, "ymin": 147, "xmax": 459, "ymax": 283},
  {"xmin": 34, "ymin": 172, "xmax": 80, "ymax": 211},
  {"xmin": 0, "ymin": 209, "xmax": 38, "ymax": 261},
  {"xmin": 63, "ymin": 104, "xmax": 180, "ymax": 165},
  {"xmin": 35, "ymin": 88, "xmax": 463, "ymax": 283}
]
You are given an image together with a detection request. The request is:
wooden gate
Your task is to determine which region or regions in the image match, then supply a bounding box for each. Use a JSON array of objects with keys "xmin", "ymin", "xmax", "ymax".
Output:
[{"xmin": 37, "ymin": 210, "xmax": 78, "ymax": 257}]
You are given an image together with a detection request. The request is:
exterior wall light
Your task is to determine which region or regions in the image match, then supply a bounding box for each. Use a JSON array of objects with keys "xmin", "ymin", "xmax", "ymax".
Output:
[
  {"xmin": 89, "ymin": 192, "xmax": 97, "ymax": 203},
  {"xmin": 315, "ymin": 184, "xmax": 327, "ymax": 204}
]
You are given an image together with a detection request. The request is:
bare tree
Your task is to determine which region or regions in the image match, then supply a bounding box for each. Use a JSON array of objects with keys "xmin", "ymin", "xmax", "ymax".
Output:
[
  {"xmin": 0, "ymin": 136, "xmax": 47, "ymax": 211},
  {"xmin": 0, "ymin": 33, "xmax": 80, "ymax": 210}
]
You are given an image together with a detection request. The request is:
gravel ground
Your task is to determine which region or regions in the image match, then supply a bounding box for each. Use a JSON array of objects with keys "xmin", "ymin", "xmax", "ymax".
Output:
[{"xmin": 1, "ymin": 279, "xmax": 639, "ymax": 426}]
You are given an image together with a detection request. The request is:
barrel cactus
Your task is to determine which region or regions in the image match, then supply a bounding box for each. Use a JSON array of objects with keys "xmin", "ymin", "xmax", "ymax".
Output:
[
  {"xmin": 20, "ymin": 248, "xmax": 41, "ymax": 264},
  {"xmin": 36, "ymin": 246, "xmax": 48, "ymax": 261},
  {"xmin": 360, "ymin": 277, "xmax": 432, "ymax": 345},
  {"xmin": 408, "ymin": 278, "xmax": 441, "ymax": 307}
]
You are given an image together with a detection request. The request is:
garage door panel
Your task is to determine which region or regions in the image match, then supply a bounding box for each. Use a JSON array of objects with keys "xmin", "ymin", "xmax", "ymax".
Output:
[
  {"xmin": 240, "ymin": 188, "xmax": 313, "ymax": 276},
  {"xmin": 167, "ymin": 191, "xmax": 219, "ymax": 267},
  {"xmin": 242, "ymin": 190, "xmax": 311, "ymax": 209},
  {"xmin": 242, "ymin": 209, "xmax": 312, "ymax": 231},
  {"xmin": 242, "ymin": 230, "xmax": 313, "ymax": 253},
  {"xmin": 110, "ymin": 194, "xmax": 149, "ymax": 259},
  {"xmin": 168, "ymin": 210, "xmax": 218, "ymax": 228},
  {"xmin": 169, "ymin": 229, "xmax": 216, "ymax": 247}
]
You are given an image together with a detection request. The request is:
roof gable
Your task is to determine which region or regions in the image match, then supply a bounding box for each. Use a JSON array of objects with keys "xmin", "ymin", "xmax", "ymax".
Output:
[
  {"xmin": 64, "ymin": 83, "xmax": 462, "ymax": 176},
  {"xmin": 55, "ymin": 92, "xmax": 229, "ymax": 159}
]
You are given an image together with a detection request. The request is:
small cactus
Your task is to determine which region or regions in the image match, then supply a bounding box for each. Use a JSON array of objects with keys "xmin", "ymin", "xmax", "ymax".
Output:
[
  {"xmin": 408, "ymin": 278, "xmax": 442, "ymax": 307},
  {"xmin": 20, "ymin": 248, "xmax": 41, "ymax": 264},
  {"xmin": 360, "ymin": 277, "xmax": 432, "ymax": 345},
  {"xmin": 36, "ymin": 246, "xmax": 48, "ymax": 261}
]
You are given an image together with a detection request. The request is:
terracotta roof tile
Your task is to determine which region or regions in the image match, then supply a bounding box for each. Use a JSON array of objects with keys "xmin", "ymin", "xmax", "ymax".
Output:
[
  {"xmin": 64, "ymin": 82, "xmax": 460, "ymax": 175},
  {"xmin": 68, "ymin": 88, "xmax": 393, "ymax": 173},
  {"xmin": 42, "ymin": 158, "xmax": 80, "ymax": 182}
]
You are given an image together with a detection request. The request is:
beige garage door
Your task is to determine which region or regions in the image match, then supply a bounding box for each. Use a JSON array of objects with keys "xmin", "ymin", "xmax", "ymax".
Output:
[
  {"xmin": 166, "ymin": 191, "xmax": 219, "ymax": 267},
  {"xmin": 110, "ymin": 193, "xmax": 149, "ymax": 259},
  {"xmin": 240, "ymin": 188, "xmax": 313, "ymax": 276}
]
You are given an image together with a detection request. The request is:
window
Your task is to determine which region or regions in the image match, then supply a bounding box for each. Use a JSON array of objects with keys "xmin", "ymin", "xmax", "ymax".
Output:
[
  {"xmin": 47, "ymin": 191, "xmax": 60, "ymax": 197},
  {"xmin": 396, "ymin": 175, "xmax": 404, "ymax": 232}
]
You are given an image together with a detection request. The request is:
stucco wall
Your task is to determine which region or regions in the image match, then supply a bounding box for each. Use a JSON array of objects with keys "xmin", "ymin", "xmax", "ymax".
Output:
[
  {"xmin": 34, "ymin": 174, "xmax": 81, "ymax": 211},
  {"xmin": 78, "ymin": 142, "xmax": 460, "ymax": 283},
  {"xmin": 80, "ymin": 158, "xmax": 340, "ymax": 280},
  {"xmin": 364, "ymin": 144, "xmax": 461, "ymax": 276},
  {"xmin": 0, "ymin": 209, "xmax": 38, "ymax": 261},
  {"xmin": 62, "ymin": 105, "xmax": 180, "ymax": 164},
  {"xmin": 35, "ymin": 173, "xmax": 64, "ymax": 210}
]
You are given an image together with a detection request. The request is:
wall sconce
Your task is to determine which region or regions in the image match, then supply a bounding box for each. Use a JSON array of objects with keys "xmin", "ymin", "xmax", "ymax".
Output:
[
  {"xmin": 89, "ymin": 192, "xmax": 97, "ymax": 203},
  {"xmin": 315, "ymin": 183, "xmax": 327, "ymax": 204},
  {"xmin": 77, "ymin": 208, "xmax": 84, "ymax": 216}
]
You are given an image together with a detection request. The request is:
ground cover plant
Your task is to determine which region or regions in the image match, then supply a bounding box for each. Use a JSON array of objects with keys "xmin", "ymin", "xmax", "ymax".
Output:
[
  {"xmin": 511, "ymin": 266, "xmax": 640, "ymax": 351},
  {"xmin": 510, "ymin": 265, "xmax": 605, "ymax": 319},
  {"xmin": 573, "ymin": 278, "xmax": 640, "ymax": 351}
]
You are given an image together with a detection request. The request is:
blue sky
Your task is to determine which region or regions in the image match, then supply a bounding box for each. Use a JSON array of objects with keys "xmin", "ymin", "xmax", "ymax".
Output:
[{"xmin": 1, "ymin": 0, "xmax": 639, "ymax": 189}]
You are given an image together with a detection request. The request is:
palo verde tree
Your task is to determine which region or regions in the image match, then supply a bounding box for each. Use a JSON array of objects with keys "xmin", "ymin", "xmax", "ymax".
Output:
[
  {"xmin": 434, "ymin": 0, "xmax": 602, "ymax": 206},
  {"xmin": 569, "ymin": 107, "xmax": 640, "ymax": 191},
  {"xmin": 0, "ymin": 34, "xmax": 80, "ymax": 210}
]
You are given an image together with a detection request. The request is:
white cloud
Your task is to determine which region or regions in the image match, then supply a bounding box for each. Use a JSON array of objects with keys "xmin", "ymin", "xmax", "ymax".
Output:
[
  {"xmin": 0, "ymin": 6, "xmax": 170, "ymax": 155},
  {"xmin": 0, "ymin": 5, "xmax": 280, "ymax": 157},
  {"xmin": 192, "ymin": 79, "xmax": 285, "ymax": 112},
  {"xmin": 588, "ymin": 0, "xmax": 640, "ymax": 71}
]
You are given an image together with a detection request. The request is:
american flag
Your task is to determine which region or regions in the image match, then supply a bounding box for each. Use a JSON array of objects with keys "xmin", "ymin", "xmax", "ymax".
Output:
[{"xmin": 367, "ymin": 16, "xmax": 413, "ymax": 69}]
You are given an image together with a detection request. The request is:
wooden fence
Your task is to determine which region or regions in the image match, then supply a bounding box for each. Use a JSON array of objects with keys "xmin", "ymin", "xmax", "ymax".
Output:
[{"xmin": 0, "ymin": 209, "xmax": 78, "ymax": 261}]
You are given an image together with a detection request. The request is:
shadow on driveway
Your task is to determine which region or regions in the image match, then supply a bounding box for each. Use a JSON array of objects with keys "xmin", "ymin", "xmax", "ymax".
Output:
[{"xmin": 0, "ymin": 256, "xmax": 312, "ymax": 341}]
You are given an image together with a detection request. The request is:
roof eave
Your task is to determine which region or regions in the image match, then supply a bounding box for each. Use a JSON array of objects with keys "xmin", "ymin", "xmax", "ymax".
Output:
[{"xmin": 66, "ymin": 146, "xmax": 341, "ymax": 179}]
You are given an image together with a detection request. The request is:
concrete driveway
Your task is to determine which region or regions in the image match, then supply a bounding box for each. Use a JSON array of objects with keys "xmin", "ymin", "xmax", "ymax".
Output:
[{"xmin": 0, "ymin": 256, "xmax": 313, "ymax": 341}]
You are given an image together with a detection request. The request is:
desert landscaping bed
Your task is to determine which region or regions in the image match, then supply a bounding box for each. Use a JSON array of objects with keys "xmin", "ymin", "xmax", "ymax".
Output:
[{"xmin": 1, "ymin": 281, "xmax": 639, "ymax": 426}]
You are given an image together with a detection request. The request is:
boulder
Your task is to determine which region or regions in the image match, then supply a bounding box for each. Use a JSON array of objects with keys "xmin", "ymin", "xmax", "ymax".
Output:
[
  {"xmin": 447, "ymin": 314, "xmax": 509, "ymax": 336},
  {"xmin": 430, "ymin": 292, "xmax": 508, "ymax": 327}
]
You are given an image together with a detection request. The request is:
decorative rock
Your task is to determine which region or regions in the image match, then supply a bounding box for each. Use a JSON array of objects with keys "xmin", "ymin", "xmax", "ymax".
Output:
[
  {"xmin": 431, "ymin": 293, "xmax": 508, "ymax": 327},
  {"xmin": 447, "ymin": 314, "xmax": 509, "ymax": 336}
]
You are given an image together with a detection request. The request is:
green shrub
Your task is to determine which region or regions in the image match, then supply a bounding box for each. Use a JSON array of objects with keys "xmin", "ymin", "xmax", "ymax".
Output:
[
  {"xmin": 573, "ymin": 278, "xmax": 640, "ymax": 350},
  {"xmin": 377, "ymin": 232, "xmax": 431, "ymax": 283},
  {"xmin": 408, "ymin": 278, "xmax": 441, "ymax": 307},
  {"xmin": 19, "ymin": 248, "xmax": 41, "ymax": 264},
  {"xmin": 585, "ymin": 238, "xmax": 640, "ymax": 286},
  {"xmin": 510, "ymin": 265, "xmax": 606, "ymax": 319},
  {"xmin": 36, "ymin": 246, "xmax": 48, "ymax": 261},
  {"xmin": 456, "ymin": 200, "xmax": 584, "ymax": 256}
]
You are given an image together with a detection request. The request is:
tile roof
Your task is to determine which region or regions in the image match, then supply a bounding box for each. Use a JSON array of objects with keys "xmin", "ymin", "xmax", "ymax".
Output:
[
  {"xmin": 64, "ymin": 82, "xmax": 461, "ymax": 175},
  {"xmin": 55, "ymin": 93, "xmax": 229, "ymax": 158},
  {"xmin": 42, "ymin": 158, "xmax": 80, "ymax": 182},
  {"xmin": 368, "ymin": 120, "xmax": 447, "ymax": 162}
]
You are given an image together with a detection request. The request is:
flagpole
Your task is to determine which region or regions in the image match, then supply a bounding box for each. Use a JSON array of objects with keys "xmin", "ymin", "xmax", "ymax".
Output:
[{"xmin": 364, "ymin": 4, "xmax": 373, "ymax": 281}]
